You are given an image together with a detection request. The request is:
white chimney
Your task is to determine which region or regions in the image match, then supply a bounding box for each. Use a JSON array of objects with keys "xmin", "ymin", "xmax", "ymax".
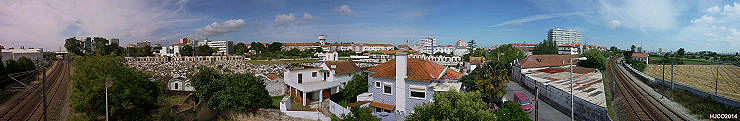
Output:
[{"xmin": 395, "ymin": 52, "xmax": 407, "ymax": 114}]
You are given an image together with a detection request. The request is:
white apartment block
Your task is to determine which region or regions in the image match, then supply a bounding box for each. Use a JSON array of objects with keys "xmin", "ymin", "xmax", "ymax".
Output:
[
  {"xmin": 199, "ymin": 40, "xmax": 233, "ymax": 55},
  {"xmin": 548, "ymin": 28, "xmax": 582, "ymax": 46},
  {"xmin": 419, "ymin": 38, "xmax": 436, "ymax": 54},
  {"xmin": 159, "ymin": 44, "xmax": 185, "ymax": 57}
]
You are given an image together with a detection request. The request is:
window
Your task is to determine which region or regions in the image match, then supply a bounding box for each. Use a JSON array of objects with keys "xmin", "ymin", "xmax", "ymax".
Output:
[
  {"xmin": 312, "ymin": 72, "xmax": 317, "ymax": 77},
  {"xmin": 383, "ymin": 83, "xmax": 392, "ymax": 95},
  {"xmin": 374, "ymin": 81, "xmax": 381, "ymax": 88},
  {"xmin": 298, "ymin": 74, "xmax": 303, "ymax": 83},
  {"xmin": 174, "ymin": 83, "xmax": 179, "ymax": 90},
  {"xmin": 410, "ymin": 85, "xmax": 426, "ymax": 99}
]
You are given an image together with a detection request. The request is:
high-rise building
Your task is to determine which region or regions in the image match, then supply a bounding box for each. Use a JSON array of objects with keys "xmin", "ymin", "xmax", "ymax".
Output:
[
  {"xmin": 420, "ymin": 38, "xmax": 436, "ymax": 54},
  {"xmin": 659, "ymin": 48, "xmax": 663, "ymax": 55},
  {"xmin": 136, "ymin": 41, "xmax": 151, "ymax": 48},
  {"xmin": 179, "ymin": 38, "xmax": 189, "ymax": 44},
  {"xmin": 199, "ymin": 40, "xmax": 233, "ymax": 55},
  {"xmin": 319, "ymin": 35, "xmax": 327, "ymax": 46},
  {"xmin": 110, "ymin": 38, "xmax": 120, "ymax": 46},
  {"xmin": 548, "ymin": 28, "xmax": 582, "ymax": 46}
]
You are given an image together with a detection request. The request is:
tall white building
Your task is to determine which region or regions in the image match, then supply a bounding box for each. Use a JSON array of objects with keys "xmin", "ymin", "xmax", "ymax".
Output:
[
  {"xmin": 548, "ymin": 28, "xmax": 582, "ymax": 46},
  {"xmin": 199, "ymin": 40, "xmax": 233, "ymax": 55},
  {"xmin": 420, "ymin": 38, "xmax": 436, "ymax": 54}
]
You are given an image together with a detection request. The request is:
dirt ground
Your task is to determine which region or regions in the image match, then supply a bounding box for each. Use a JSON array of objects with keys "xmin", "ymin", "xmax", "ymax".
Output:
[{"xmin": 644, "ymin": 64, "xmax": 740, "ymax": 101}]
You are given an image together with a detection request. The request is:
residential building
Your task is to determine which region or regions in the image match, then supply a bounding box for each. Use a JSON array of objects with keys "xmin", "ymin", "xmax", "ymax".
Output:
[
  {"xmin": 364, "ymin": 52, "xmax": 463, "ymax": 120},
  {"xmin": 284, "ymin": 61, "xmax": 362, "ymax": 106},
  {"xmin": 408, "ymin": 54, "xmax": 462, "ymax": 66},
  {"xmin": 419, "ymin": 38, "xmax": 436, "ymax": 54},
  {"xmin": 0, "ymin": 45, "xmax": 4, "ymax": 64},
  {"xmin": 397, "ymin": 45, "xmax": 410, "ymax": 50},
  {"xmin": 434, "ymin": 46, "xmax": 455, "ymax": 54},
  {"xmin": 1, "ymin": 48, "xmax": 43, "ymax": 62},
  {"xmin": 558, "ymin": 43, "xmax": 580, "ymax": 55},
  {"xmin": 283, "ymin": 43, "xmax": 322, "ymax": 51},
  {"xmin": 319, "ymin": 35, "xmax": 327, "ymax": 45},
  {"xmin": 632, "ymin": 53, "xmax": 649, "ymax": 64},
  {"xmin": 453, "ymin": 46, "xmax": 470, "ymax": 57},
  {"xmin": 159, "ymin": 44, "xmax": 186, "ymax": 57},
  {"xmin": 512, "ymin": 43, "xmax": 536, "ymax": 56},
  {"xmin": 136, "ymin": 41, "xmax": 151, "ymax": 48},
  {"xmin": 548, "ymin": 28, "xmax": 582, "ymax": 46},
  {"xmin": 316, "ymin": 51, "xmax": 339, "ymax": 61},
  {"xmin": 110, "ymin": 38, "xmax": 120, "ymax": 46},
  {"xmin": 465, "ymin": 57, "xmax": 485, "ymax": 73},
  {"xmin": 455, "ymin": 40, "xmax": 468, "ymax": 47},
  {"xmin": 179, "ymin": 38, "xmax": 190, "ymax": 45},
  {"xmin": 198, "ymin": 40, "xmax": 233, "ymax": 55}
]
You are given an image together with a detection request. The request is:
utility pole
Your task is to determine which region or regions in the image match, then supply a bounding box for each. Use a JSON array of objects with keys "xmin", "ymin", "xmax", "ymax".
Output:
[
  {"xmin": 670, "ymin": 59, "xmax": 674, "ymax": 100},
  {"xmin": 42, "ymin": 48, "xmax": 47, "ymax": 121},
  {"xmin": 716, "ymin": 66, "xmax": 719, "ymax": 95},
  {"xmin": 105, "ymin": 78, "xmax": 113, "ymax": 121},
  {"xmin": 662, "ymin": 62, "xmax": 665, "ymax": 98}
]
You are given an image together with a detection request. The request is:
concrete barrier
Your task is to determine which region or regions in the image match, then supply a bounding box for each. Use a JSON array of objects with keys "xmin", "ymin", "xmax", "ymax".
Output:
[
  {"xmin": 328, "ymin": 100, "xmax": 351, "ymax": 118},
  {"xmin": 622, "ymin": 63, "xmax": 740, "ymax": 108},
  {"xmin": 279, "ymin": 96, "xmax": 331, "ymax": 121}
]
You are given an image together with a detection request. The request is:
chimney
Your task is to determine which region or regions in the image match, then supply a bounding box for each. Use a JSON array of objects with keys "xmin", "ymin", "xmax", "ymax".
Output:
[{"xmin": 395, "ymin": 52, "xmax": 407, "ymax": 114}]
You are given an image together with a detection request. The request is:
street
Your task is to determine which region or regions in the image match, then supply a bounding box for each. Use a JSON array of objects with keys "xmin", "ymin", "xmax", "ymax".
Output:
[{"xmin": 504, "ymin": 81, "xmax": 570, "ymax": 121}]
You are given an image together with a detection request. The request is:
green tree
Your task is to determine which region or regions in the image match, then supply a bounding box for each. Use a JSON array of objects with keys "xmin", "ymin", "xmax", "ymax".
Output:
[
  {"xmin": 494, "ymin": 101, "xmax": 532, "ymax": 121},
  {"xmin": 468, "ymin": 40, "xmax": 477, "ymax": 48},
  {"xmin": 5, "ymin": 59, "xmax": 20, "ymax": 73},
  {"xmin": 195, "ymin": 45, "xmax": 215, "ymax": 56},
  {"xmin": 189, "ymin": 67, "xmax": 272, "ymax": 111},
  {"xmin": 407, "ymin": 91, "xmax": 495, "ymax": 121},
  {"xmin": 489, "ymin": 44, "xmax": 525, "ymax": 65},
  {"xmin": 623, "ymin": 50, "xmax": 633, "ymax": 60},
  {"xmin": 533, "ymin": 39, "xmax": 557, "ymax": 55},
  {"xmin": 232, "ymin": 42, "xmax": 248, "ymax": 55},
  {"xmin": 65, "ymin": 37, "xmax": 84, "ymax": 55},
  {"xmin": 268, "ymin": 42, "xmax": 283, "ymax": 52},
  {"xmin": 336, "ymin": 107, "xmax": 380, "ymax": 121},
  {"xmin": 92, "ymin": 37, "xmax": 109, "ymax": 53},
  {"xmin": 70, "ymin": 56, "xmax": 159, "ymax": 120},
  {"xmin": 17, "ymin": 56, "xmax": 35, "ymax": 71},
  {"xmin": 342, "ymin": 72, "xmax": 368, "ymax": 102},
  {"xmin": 579, "ymin": 50, "xmax": 607, "ymax": 70},
  {"xmin": 250, "ymin": 42, "xmax": 266, "ymax": 54},
  {"xmin": 461, "ymin": 60, "xmax": 510, "ymax": 104},
  {"xmin": 609, "ymin": 46, "xmax": 619, "ymax": 55},
  {"xmin": 677, "ymin": 48, "xmax": 685, "ymax": 57},
  {"xmin": 180, "ymin": 45, "xmax": 193, "ymax": 56},
  {"xmin": 142, "ymin": 45, "xmax": 153, "ymax": 56},
  {"xmin": 631, "ymin": 45, "xmax": 636, "ymax": 52}
]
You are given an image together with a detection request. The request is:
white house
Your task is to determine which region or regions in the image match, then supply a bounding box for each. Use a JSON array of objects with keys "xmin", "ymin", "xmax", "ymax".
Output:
[
  {"xmin": 558, "ymin": 43, "xmax": 580, "ymax": 55},
  {"xmin": 159, "ymin": 44, "xmax": 185, "ymax": 57},
  {"xmin": 168, "ymin": 76, "xmax": 194, "ymax": 91},
  {"xmin": 284, "ymin": 61, "xmax": 362, "ymax": 106},
  {"xmin": 315, "ymin": 51, "xmax": 339, "ymax": 61},
  {"xmin": 632, "ymin": 53, "xmax": 649, "ymax": 64}
]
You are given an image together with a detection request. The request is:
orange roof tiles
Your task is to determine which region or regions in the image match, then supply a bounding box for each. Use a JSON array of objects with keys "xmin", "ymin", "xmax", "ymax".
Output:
[
  {"xmin": 283, "ymin": 43, "xmax": 321, "ymax": 46},
  {"xmin": 399, "ymin": 45, "xmax": 409, "ymax": 47},
  {"xmin": 457, "ymin": 46, "xmax": 468, "ymax": 49},
  {"xmin": 325, "ymin": 61, "xmax": 361, "ymax": 75},
  {"xmin": 367, "ymin": 58, "xmax": 462, "ymax": 81},
  {"xmin": 519, "ymin": 54, "xmax": 580, "ymax": 68},
  {"xmin": 365, "ymin": 50, "xmax": 418, "ymax": 55},
  {"xmin": 267, "ymin": 74, "xmax": 280, "ymax": 80},
  {"xmin": 369, "ymin": 102, "xmax": 395, "ymax": 110},
  {"xmin": 289, "ymin": 67, "xmax": 322, "ymax": 71},
  {"xmin": 632, "ymin": 53, "xmax": 649, "ymax": 58},
  {"xmin": 512, "ymin": 43, "xmax": 536, "ymax": 46}
]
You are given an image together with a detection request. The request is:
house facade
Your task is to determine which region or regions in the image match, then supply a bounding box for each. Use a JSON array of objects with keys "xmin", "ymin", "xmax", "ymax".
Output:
[
  {"xmin": 284, "ymin": 61, "xmax": 362, "ymax": 106},
  {"xmin": 168, "ymin": 76, "xmax": 194, "ymax": 91},
  {"xmin": 631, "ymin": 53, "xmax": 649, "ymax": 64},
  {"xmin": 364, "ymin": 52, "xmax": 463, "ymax": 120}
]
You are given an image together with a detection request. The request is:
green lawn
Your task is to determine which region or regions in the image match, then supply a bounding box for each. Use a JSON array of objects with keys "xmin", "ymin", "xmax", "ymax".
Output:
[
  {"xmin": 271, "ymin": 96, "xmax": 284, "ymax": 109},
  {"xmin": 290, "ymin": 100, "xmax": 311, "ymax": 109},
  {"xmin": 683, "ymin": 60, "xmax": 715, "ymax": 64},
  {"xmin": 244, "ymin": 59, "xmax": 320, "ymax": 65}
]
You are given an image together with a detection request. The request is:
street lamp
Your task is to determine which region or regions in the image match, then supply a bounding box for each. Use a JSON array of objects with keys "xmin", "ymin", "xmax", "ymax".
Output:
[
  {"xmin": 569, "ymin": 57, "xmax": 587, "ymax": 121},
  {"xmin": 105, "ymin": 78, "xmax": 113, "ymax": 121}
]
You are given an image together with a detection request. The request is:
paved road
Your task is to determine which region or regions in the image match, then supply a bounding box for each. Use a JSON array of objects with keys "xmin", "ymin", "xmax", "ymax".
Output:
[{"xmin": 504, "ymin": 81, "xmax": 570, "ymax": 121}]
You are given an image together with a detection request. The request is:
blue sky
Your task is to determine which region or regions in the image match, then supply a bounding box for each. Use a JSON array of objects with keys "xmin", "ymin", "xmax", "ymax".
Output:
[{"xmin": 1, "ymin": 0, "xmax": 739, "ymax": 53}]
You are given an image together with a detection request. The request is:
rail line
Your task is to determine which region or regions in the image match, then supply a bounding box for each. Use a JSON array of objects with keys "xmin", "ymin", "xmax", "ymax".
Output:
[
  {"xmin": 0, "ymin": 60, "xmax": 68, "ymax": 121},
  {"xmin": 609, "ymin": 57, "xmax": 686, "ymax": 121}
]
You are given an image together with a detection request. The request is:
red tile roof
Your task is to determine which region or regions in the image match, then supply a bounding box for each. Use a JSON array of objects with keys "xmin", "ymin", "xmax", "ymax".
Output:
[
  {"xmin": 399, "ymin": 45, "xmax": 409, "ymax": 47},
  {"xmin": 365, "ymin": 50, "xmax": 418, "ymax": 55},
  {"xmin": 632, "ymin": 53, "xmax": 649, "ymax": 58},
  {"xmin": 325, "ymin": 61, "xmax": 361, "ymax": 75},
  {"xmin": 369, "ymin": 102, "xmax": 395, "ymax": 110},
  {"xmin": 367, "ymin": 58, "xmax": 462, "ymax": 81},
  {"xmin": 457, "ymin": 46, "xmax": 468, "ymax": 49},
  {"xmin": 283, "ymin": 43, "xmax": 321, "ymax": 46},
  {"xmin": 514, "ymin": 47, "xmax": 535, "ymax": 51},
  {"xmin": 267, "ymin": 74, "xmax": 280, "ymax": 80},
  {"xmin": 519, "ymin": 54, "xmax": 580, "ymax": 68},
  {"xmin": 512, "ymin": 43, "xmax": 536, "ymax": 46},
  {"xmin": 289, "ymin": 67, "xmax": 322, "ymax": 71}
]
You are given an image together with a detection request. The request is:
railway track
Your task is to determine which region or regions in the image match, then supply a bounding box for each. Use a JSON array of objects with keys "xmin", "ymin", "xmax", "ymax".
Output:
[
  {"xmin": 609, "ymin": 57, "xmax": 686, "ymax": 121},
  {"xmin": 0, "ymin": 60, "xmax": 68, "ymax": 121}
]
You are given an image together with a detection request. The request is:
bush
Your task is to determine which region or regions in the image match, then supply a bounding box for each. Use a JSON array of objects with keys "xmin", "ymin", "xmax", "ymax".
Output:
[
  {"xmin": 189, "ymin": 67, "xmax": 272, "ymax": 111},
  {"xmin": 494, "ymin": 101, "xmax": 532, "ymax": 121}
]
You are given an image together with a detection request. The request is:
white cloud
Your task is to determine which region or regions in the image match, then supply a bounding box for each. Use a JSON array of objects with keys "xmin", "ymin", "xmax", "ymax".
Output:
[
  {"xmin": 707, "ymin": 5, "xmax": 720, "ymax": 13},
  {"xmin": 607, "ymin": 20, "xmax": 621, "ymax": 29},
  {"xmin": 690, "ymin": 15, "xmax": 714, "ymax": 24},
  {"xmin": 598, "ymin": 0, "xmax": 679, "ymax": 31},
  {"xmin": 274, "ymin": 13, "xmax": 297, "ymax": 26},
  {"xmin": 335, "ymin": 5, "xmax": 355, "ymax": 14},
  {"xmin": 0, "ymin": 0, "xmax": 196, "ymax": 50},
  {"xmin": 489, "ymin": 12, "xmax": 581, "ymax": 27},
  {"xmin": 721, "ymin": 2, "xmax": 740, "ymax": 15},
  {"xmin": 188, "ymin": 19, "xmax": 247, "ymax": 40},
  {"xmin": 303, "ymin": 13, "xmax": 316, "ymax": 20}
]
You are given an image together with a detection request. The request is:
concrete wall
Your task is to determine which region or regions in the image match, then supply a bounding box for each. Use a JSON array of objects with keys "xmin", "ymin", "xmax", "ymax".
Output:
[
  {"xmin": 517, "ymin": 73, "xmax": 610, "ymax": 121},
  {"xmin": 279, "ymin": 96, "xmax": 330, "ymax": 121},
  {"xmin": 623, "ymin": 63, "xmax": 740, "ymax": 108},
  {"xmin": 328, "ymin": 100, "xmax": 351, "ymax": 118}
]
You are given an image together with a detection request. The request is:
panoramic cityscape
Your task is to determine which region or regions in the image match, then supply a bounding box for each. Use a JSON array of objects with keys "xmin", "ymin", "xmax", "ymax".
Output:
[{"xmin": 0, "ymin": 0, "xmax": 739, "ymax": 121}]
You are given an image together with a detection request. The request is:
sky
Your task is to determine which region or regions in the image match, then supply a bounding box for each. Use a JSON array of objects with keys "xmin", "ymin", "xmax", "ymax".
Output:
[{"xmin": 1, "ymin": 0, "xmax": 739, "ymax": 53}]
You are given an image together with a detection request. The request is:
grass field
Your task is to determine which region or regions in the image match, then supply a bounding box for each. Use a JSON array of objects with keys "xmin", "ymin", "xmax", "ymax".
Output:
[
  {"xmin": 244, "ymin": 59, "xmax": 320, "ymax": 65},
  {"xmin": 644, "ymin": 64, "xmax": 740, "ymax": 101}
]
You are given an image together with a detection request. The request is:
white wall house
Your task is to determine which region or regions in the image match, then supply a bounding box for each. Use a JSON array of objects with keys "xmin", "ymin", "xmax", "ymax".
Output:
[
  {"xmin": 159, "ymin": 44, "xmax": 184, "ymax": 57},
  {"xmin": 316, "ymin": 51, "xmax": 339, "ymax": 61},
  {"xmin": 198, "ymin": 40, "xmax": 233, "ymax": 55},
  {"xmin": 558, "ymin": 44, "xmax": 580, "ymax": 55},
  {"xmin": 168, "ymin": 76, "xmax": 194, "ymax": 91},
  {"xmin": 284, "ymin": 61, "xmax": 362, "ymax": 106}
]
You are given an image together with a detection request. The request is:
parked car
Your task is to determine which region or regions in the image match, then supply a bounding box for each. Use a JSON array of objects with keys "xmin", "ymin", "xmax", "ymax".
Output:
[{"xmin": 514, "ymin": 93, "xmax": 532, "ymax": 113}]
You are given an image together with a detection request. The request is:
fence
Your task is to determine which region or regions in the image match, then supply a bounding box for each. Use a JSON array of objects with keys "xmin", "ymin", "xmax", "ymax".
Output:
[
  {"xmin": 623, "ymin": 63, "xmax": 740, "ymax": 108},
  {"xmin": 328, "ymin": 100, "xmax": 351, "ymax": 119},
  {"xmin": 279, "ymin": 96, "xmax": 330, "ymax": 121}
]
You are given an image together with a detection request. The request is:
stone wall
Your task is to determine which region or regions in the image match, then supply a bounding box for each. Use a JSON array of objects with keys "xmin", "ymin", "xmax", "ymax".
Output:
[{"xmin": 516, "ymin": 73, "xmax": 610, "ymax": 121}]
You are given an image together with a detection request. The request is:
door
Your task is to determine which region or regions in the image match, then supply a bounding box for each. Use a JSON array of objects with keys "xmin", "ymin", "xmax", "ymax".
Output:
[{"xmin": 322, "ymin": 89, "xmax": 331, "ymax": 99}]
